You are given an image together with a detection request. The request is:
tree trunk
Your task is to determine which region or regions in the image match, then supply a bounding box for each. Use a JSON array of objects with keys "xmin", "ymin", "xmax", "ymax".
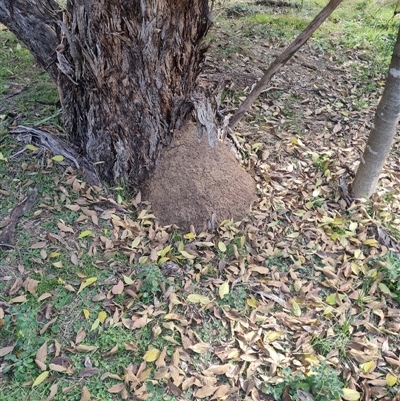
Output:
[
  {"xmin": 0, "ymin": 0, "xmax": 61, "ymax": 81},
  {"xmin": 351, "ymin": 26, "xmax": 400, "ymax": 198},
  {"xmin": 0, "ymin": 0, "xmax": 257, "ymax": 230},
  {"xmin": 58, "ymin": 0, "xmax": 211, "ymax": 185},
  {"xmin": 1, "ymin": 0, "xmax": 211, "ymax": 185}
]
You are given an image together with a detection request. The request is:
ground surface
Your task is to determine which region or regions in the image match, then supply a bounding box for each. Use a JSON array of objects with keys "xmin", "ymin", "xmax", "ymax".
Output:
[{"xmin": 1, "ymin": 1, "xmax": 400, "ymax": 401}]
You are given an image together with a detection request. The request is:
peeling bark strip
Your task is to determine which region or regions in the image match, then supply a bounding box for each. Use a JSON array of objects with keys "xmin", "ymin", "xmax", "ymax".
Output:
[
  {"xmin": 58, "ymin": 0, "xmax": 211, "ymax": 185},
  {"xmin": 352, "ymin": 26, "xmax": 400, "ymax": 198}
]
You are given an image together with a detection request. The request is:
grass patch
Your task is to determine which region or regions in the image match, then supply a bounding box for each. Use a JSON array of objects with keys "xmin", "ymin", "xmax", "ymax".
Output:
[
  {"xmin": 245, "ymin": 13, "xmax": 309, "ymax": 39},
  {"xmin": 2, "ymin": 1, "xmax": 400, "ymax": 400},
  {"xmin": 0, "ymin": 30, "xmax": 59, "ymax": 127}
]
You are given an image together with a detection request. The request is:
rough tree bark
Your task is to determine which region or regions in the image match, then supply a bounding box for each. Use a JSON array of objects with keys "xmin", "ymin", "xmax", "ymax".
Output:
[
  {"xmin": 0, "ymin": 0, "xmax": 61, "ymax": 81},
  {"xmin": 352, "ymin": 26, "xmax": 400, "ymax": 198},
  {"xmin": 1, "ymin": 0, "xmax": 211, "ymax": 184},
  {"xmin": 0, "ymin": 0, "xmax": 257, "ymax": 230}
]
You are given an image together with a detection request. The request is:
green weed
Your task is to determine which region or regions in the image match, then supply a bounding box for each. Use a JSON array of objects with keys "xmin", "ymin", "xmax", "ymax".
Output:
[
  {"xmin": 380, "ymin": 252, "xmax": 400, "ymax": 302},
  {"xmin": 311, "ymin": 320, "xmax": 352, "ymax": 359},
  {"xmin": 136, "ymin": 263, "xmax": 166, "ymax": 304},
  {"xmin": 263, "ymin": 364, "xmax": 344, "ymax": 401}
]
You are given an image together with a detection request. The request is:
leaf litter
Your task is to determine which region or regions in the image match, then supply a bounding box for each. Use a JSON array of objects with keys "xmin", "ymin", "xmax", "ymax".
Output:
[{"xmin": 1, "ymin": 2, "xmax": 400, "ymax": 401}]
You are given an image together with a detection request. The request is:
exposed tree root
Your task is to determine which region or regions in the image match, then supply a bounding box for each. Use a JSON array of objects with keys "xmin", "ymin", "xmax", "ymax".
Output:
[{"xmin": 10, "ymin": 126, "xmax": 101, "ymax": 187}]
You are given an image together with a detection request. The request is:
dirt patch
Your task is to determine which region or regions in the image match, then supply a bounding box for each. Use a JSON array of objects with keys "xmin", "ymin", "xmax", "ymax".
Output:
[{"xmin": 142, "ymin": 121, "xmax": 257, "ymax": 232}]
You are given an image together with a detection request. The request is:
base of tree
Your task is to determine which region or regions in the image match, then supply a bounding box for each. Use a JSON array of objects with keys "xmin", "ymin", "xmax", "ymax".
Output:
[{"xmin": 141, "ymin": 122, "xmax": 257, "ymax": 232}]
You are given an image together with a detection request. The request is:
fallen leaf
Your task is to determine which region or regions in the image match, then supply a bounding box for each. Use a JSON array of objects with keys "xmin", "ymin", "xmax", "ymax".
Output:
[
  {"xmin": 78, "ymin": 367, "xmax": 100, "ymax": 378},
  {"xmin": 75, "ymin": 345, "xmax": 98, "ymax": 352},
  {"xmin": 219, "ymin": 282, "xmax": 230, "ymax": 299},
  {"xmin": 112, "ymin": 280, "xmax": 124, "ymax": 295},
  {"xmin": 107, "ymin": 383, "xmax": 125, "ymax": 394},
  {"xmin": 360, "ymin": 360, "xmax": 375, "ymax": 373},
  {"xmin": 187, "ymin": 294, "xmax": 211, "ymax": 305},
  {"xmin": 98, "ymin": 311, "xmax": 107, "ymax": 323},
  {"xmin": 78, "ymin": 230, "xmax": 93, "ymax": 238},
  {"xmin": 218, "ymin": 242, "xmax": 227, "ymax": 252},
  {"xmin": 32, "ymin": 371, "xmax": 49, "ymax": 387},
  {"xmin": 38, "ymin": 293, "xmax": 52, "ymax": 302},
  {"xmin": 0, "ymin": 345, "xmax": 15, "ymax": 357},
  {"xmin": 78, "ymin": 277, "xmax": 97, "ymax": 294},
  {"xmin": 9, "ymin": 295, "xmax": 27, "ymax": 304},
  {"xmin": 386, "ymin": 373, "xmax": 397, "ymax": 386},
  {"xmin": 57, "ymin": 221, "xmax": 74, "ymax": 233},
  {"xmin": 342, "ymin": 388, "xmax": 361, "ymax": 400},
  {"xmin": 189, "ymin": 342, "xmax": 211, "ymax": 354},
  {"xmin": 80, "ymin": 386, "xmax": 91, "ymax": 401},
  {"xmin": 194, "ymin": 386, "xmax": 218, "ymax": 398},
  {"xmin": 143, "ymin": 348, "xmax": 160, "ymax": 362},
  {"xmin": 203, "ymin": 364, "xmax": 232, "ymax": 375},
  {"xmin": 35, "ymin": 341, "xmax": 48, "ymax": 370},
  {"xmin": 46, "ymin": 382, "xmax": 58, "ymax": 401}
]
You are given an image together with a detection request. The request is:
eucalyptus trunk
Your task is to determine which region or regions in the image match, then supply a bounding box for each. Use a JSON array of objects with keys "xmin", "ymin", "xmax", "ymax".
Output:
[
  {"xmin": 352, "ymin": 26, "xmax": 400, "ymax": 198},
  {"xmin": 0, "ymin": 0, "xmax": 211, "ymax": 185}
]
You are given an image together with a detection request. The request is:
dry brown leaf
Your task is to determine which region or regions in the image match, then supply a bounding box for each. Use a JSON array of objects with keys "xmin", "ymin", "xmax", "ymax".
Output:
[
  {"xmin": 78, "ymin": 367, "xmax": 100, "ymax": 378},
  {"xmin": 9, "ymin": 277, "xmax": 23, "ymax": 295},
  {"xmin": 112, "ymin": 280, "xmax": 124, "ymax": 295},
  {"xmin": 155, "ymin": 347, "xmax": 167, "ymax": 368},
  {"xmin": 211, "ymin": 384, "xmax": 231, "ymax": 400},
  {"xmin": 202, "ymin": 364, "xmax": 232, "ymax": 376},
  {"xmin": 123, "ymin": 342, "xmax": 137, "ymax": 352},
  {"xmin": 0, "ymin": 345, "xmax": 15, "ymax": 357},
  {"xmin": 37, "ymin": 292, "xmax": 52, "ymax": 302},
  {"xmin": 35, "ymin": 341, "xmax": 48, "ymax": 370},
  {"xmin": 189, "ymin": 342, "xmax": 211, "ymax": 354},
  {"xmin": 194, "ymin": 386, "xmax": 218, "ymax": 398},
  {"xmin": 46, "ymin": 382, "xmax": 59, "ymax": 401},
  {"xmin": 57, "ymin": 221, "xmax": 74, "ymax": 233},
  {"xmin": 31, "ymin": 241, "xmax": 48, "ymax": 249},
  {"xmin": 9, "ymin": 295, "xmax": 27, "ymax": 304},
  {"xmin": 171, "ymin": 348, "xmax": 180, "ymax": 367},
  {"xmin": 75, "ymin": 328, "xmax": 86, "ymax": 344},
  {"xmin": 49, "ymin": 363, "xmax": 67, "ymax": 373},
  {"xmin": 75, "ymin": 344, "xmax": 98, "ymax": 352},
  {"xmin": 40, "ymin": 317, "xmax": 58, "ymax": 335},
  {"xmin": 132, "ymin": 316, "xmax": 150, "ymax": 329},
  {"xmin": 107, "ymin": 383, "xmax": 125, "ymax": 394},
  {"xmin": 138, "ymin": 367, "xmax": 152, "ymax": 382},
  {"xmin": 80, "ymin": 386, "xmax": 91, "ymax": 401}
]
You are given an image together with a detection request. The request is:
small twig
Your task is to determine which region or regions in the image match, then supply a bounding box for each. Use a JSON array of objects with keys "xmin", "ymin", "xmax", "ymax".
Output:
[
  {"xmin": 256, "ymin": 291, "xmax": 287, "ymax": 308},
  {"xmin": 9, "ymin": 146, "xmax": 28, "ymax": 159},
  {"xmin": 33, "ymin": 109, "xmax": 62, "ymax": 127}
]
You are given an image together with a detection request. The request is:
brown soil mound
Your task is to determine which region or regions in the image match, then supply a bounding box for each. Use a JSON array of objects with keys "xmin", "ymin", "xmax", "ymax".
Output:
[{"xmin": 141, "ymin": 122, "xmax": 257, "ymax": 232}]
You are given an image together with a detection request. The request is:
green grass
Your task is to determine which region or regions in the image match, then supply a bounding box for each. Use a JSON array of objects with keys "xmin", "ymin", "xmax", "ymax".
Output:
[
  {"xmin": 262, "ymin": 364, "xmax": 344, "ymax": 401},
  {"xmin": 245, "ymin": 13, "xmax": 309, "ymax": 39},
  {"xmin": 0, "ymin": 30, "xmax": 59, "ymax": 128},
  {"xmin": 2, "ymin": 1, "xmax": 400, "ymax": 400}
]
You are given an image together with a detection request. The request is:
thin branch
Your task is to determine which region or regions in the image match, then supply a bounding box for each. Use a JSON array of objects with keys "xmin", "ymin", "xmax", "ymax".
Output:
[{"xmin": 229, "ymin": 0, "xmax": 344, "ymax": 127}]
